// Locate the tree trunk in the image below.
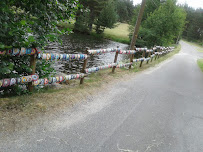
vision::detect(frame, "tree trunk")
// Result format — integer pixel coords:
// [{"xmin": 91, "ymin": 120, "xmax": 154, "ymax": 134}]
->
[{"xmin": 89, "ymin": 10, "xmax": 94, "ymax": 32}]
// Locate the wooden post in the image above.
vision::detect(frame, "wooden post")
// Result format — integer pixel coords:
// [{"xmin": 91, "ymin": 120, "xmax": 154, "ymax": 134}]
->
[
  {"xmin": 129, "ymin": 53, "xmax": 134, "ymax": 69},
  {"xmin": 151, "ymin": 50, "xmax": 154, "ymax": 62},
  {"xmin": 139, "ymin": 50, "xmax": 146, "ymax": 67},
  {"xmin": 129, "ymin": 0, "xmax": 146, "ymax": 69},
  {"xmin": 158, "ymin": 48, "xmax": 161, "ymax": 59},
  {"xmin": 112, "ymin": 46, "xmax": 119, "ymax": 73},
  {"xmin": 155, "ymin": 48, "xmax": 159, "ymax": 60},
  {"xmin": 146, "ymin": 51, "xmax": 151, "ymax": 64},
  {"xmin": 80, "ymin": 47, "xmax": 89, "ymax": 85},
  {"xmin": 28, "ymin": 54, "xmax": 37, "ymax": 92},
  {"xmin": 155, "ymin": 53, "xmax": 158, "ymax": 60}
]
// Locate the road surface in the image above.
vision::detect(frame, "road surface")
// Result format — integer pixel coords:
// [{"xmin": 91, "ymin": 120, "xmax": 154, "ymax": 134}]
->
[{"xmin": 1, "ymin": 41, "xmax": 203, "ymax": 152}]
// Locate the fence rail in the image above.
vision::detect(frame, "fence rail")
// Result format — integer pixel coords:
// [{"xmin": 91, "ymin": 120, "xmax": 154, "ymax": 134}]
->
[{"xmin": 0, "ymin": 46, "xmax": 174, "ymax": 90}]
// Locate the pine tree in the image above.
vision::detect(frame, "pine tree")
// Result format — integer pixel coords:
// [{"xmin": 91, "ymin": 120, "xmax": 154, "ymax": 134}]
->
[
  {"xmin": 77, "ymin": 0, "xmax": 108, "ymax": 32},
  {"xmin": 95, "ymin": 0, "xmax": 118, "ymax": 33}
]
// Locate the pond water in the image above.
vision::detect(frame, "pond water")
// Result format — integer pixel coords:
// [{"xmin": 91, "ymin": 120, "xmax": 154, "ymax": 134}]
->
[{"xmin": 44, "ymin": 33, "xmax": 130, "ymax": 74}]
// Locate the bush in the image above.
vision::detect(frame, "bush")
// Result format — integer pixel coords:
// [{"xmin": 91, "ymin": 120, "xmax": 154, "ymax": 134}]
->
[
  {"xmin": 129, "ymin": 0, "xmax": 186, "ymax": 47},
  {"xmin": 0, "ymin": 0, "xmax": 78, "ymax": 96}
]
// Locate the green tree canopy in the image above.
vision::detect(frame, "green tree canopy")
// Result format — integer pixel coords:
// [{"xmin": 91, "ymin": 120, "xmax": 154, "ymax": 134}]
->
[
  {"xmin": 0, "ymin": 0, "xmax": 79, "ymax": 49},
  {"xmin": 182, "ymin": 5, "xmax": 203, "ymax": 44},
  {"xmin": 76, "ymin": 0, "xmax": 108, "ymax": 32},
  {"xmin": 95, "ymin": 0, "xmax": 118, "ymax": 33},
  {"xmin": 130, "ymin": 0, "xmax": 186, "ymax": 47},
  {"xmin": 116, "ymin": 0, "xmax": 134, "ymax": 22},
  {"xmin": 131, "ymin": 0, "xmax": 161, "ymax": 25},
  {"xmin": 74, "ymin": 0, "xmax": 118, "ymax": 34}
]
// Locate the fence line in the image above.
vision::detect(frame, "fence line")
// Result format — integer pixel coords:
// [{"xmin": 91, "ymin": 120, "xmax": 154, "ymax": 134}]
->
[
  {"xmin": 0, "ymin": 48, "xmax": 38, "ymax": 56},
  {"xmin": 37, "ymin": 53, "xmax": 88, "ymax": 61},
  {"xmin": 0, "ymin": 46, "xmax": 174, "ymax": 89},
  {"xmin": 0, "ymin": 74, "xmax": 38, "ymax": 88}
]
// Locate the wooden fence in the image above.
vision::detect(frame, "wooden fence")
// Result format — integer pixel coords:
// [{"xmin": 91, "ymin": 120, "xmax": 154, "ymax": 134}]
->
[{"xmin": 0, "ymin": 46, "xmax": 174, "ymax": 91}]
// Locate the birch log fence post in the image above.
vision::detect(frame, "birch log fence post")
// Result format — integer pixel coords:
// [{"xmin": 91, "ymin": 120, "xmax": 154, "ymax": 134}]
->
[
  {"xmin": 112, "ymin": 46, "xmax": 119, "ymax": 73},
  {"xmin": 80, "ymin": 47, "xmax": 89, "ymax": 85}
]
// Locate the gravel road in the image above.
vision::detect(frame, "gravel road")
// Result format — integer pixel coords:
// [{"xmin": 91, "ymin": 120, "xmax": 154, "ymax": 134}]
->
[{"xmin": 1, "ymin": 41, "xmax": 203, "ymax": 152}]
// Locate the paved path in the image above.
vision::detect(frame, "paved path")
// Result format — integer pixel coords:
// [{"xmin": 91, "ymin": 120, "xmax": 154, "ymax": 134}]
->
[{"xmin": 1, "ymin": 41, "xmax": 203, "ymax": 152}]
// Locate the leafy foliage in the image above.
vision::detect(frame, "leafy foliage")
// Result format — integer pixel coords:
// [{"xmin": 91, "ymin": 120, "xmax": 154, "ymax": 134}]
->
[
  {"xmin": 74, "ymin": 8, "xmax": 90, "ymax": 33},
  {"xmin": 74, "ymin": 0, "xmax": 134, "ymax": 34},
  {"xmin": 129, "ymin": 0, "xmax": 186, "ymax": 47},
  {"xmin": 182, "ymin": 5, "xmax": 203, "ymax": 44},
  {"xmin": 0, "ymin": 0, "xmax": 79, "ymax": 49},
  {"xmin": 75, "ymin": 0, "xmax": 108, "ymax": 32},
  {"xmin": 131, "ymin": 0, "xmax": 161, "ymax": 25},
  {"xmin": 95, "ymin": 0, "xmax": 118, "ymax": 34},
  {"xmin": 116, "ymin": 0, "xmax": 134, "ymax": 23},
  {"xmin": 0, "ymin": 0, "xmax": 79, "ymax": 96}
]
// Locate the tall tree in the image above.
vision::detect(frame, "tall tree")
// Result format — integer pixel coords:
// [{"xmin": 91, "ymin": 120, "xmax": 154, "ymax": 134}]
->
[
  {"xmin": 74, "ymin": 0, "xmax": 118, "ymax": 34},
  {"xmin": 116, "ymin": 0, "xmax": 134, "ymax": 22},
  {"xmin": 182, "ymin": 5, "xmax": 203, "ymax": 43},
  {"xmin": 95, "ymin": 0, "xmax": 118, "ymax": 33},
  {"xmin": 77, "ymin": 0, "xmax": 107, "ymax": 32},
  {"xmin": 116, "ymin": 0, "xmax": 129, "ymax": 22},
  {"xmin": 131, "ymin": 0, "xmax": 161, "ymax": 26},
  {"xmin": 129, "ymin": 0, "xmax": 186, "ymax": 47}
]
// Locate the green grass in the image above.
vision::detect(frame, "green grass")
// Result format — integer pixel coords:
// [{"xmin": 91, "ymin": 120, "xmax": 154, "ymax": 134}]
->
[
  {"xmin": 103, "ymin": 23, "xmax": 130, "ymax": 44},
  {"xmin": 57, "ymin": 20, "xmax": 75, "ymax": 29},
  {"xmin": 57, "ymin": 21, "xmax": 130, "ymax": 44},
  {"xmin": 197, "ymin": 48, "xmax": 203, "ymax": 53},
  {"xmin": 183, "ymin": 40, "xmax": 203, "ymax": 52},
  {"xmin": 197, "ymin": 59, "xmax": 203, "ymax": 72}
]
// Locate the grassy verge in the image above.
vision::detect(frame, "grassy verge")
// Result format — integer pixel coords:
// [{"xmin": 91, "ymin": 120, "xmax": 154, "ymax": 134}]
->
[
  {"xmin": 197, "ymin": 59, "xmax": 203, "ymax": 72},
  {"xmin": 183, "ymin": 40, "xmax": 203, "ymax": 52},
  {"xmin": 197, "ymin": 48, "xmax": 203, "ymax": 53},
  {"xmin": 0, "ymin": 44, "xmax": 181, "ymax": 133}
]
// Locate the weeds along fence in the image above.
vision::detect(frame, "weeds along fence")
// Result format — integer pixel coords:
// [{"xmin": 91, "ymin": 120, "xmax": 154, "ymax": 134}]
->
[{"xmin": 0, "ymin": 46, "xmax": 174, "ymax": 92}]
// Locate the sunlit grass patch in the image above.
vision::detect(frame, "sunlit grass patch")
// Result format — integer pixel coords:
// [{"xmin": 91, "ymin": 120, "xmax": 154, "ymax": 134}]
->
[
  {"xmin": 104, "ymin": 23, "xmax": 129, "ymax": 39},
  {"xmin": 57, "ymin": 21, "xmax": 130, "ymax": 44},
  {"xmin": 197, "ymin": 59, "xmax": 203, "ymax": 72},
  {"xmin": 197, "ymin": 48, "xmax": 203, "ymax": 53},
  {"xmin": 184, "ymin": 40, "xmax": 203, "ymax": 52},
  {"xmin": 57, "ymin": 20, "xmax": 75, "ymax": 29},
  {"xmin": 103, "ymin": 23, "xmax": 130, "ymax": 44}
]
